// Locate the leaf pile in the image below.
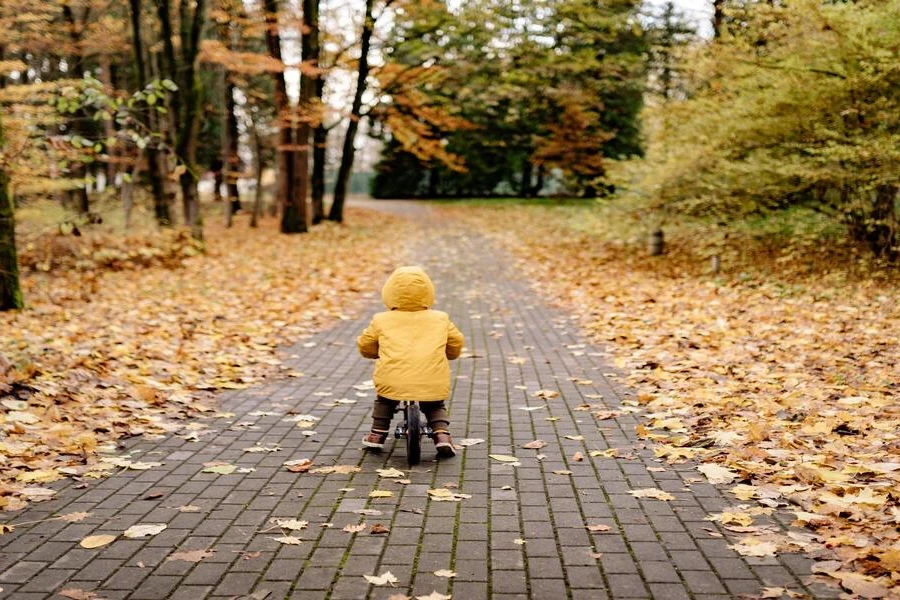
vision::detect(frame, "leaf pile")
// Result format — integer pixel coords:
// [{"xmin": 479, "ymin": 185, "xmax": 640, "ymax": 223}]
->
[
  {"xmin": 449, "ymin": 203, "xmax": 900, "ymax": 594},
  {"xmin": 0, "ymin": 208, "xmax": 411, "ymax": 510},
  {"xmin": 16, "ymin": 227, "xmax": 203, "ymax": 274}
]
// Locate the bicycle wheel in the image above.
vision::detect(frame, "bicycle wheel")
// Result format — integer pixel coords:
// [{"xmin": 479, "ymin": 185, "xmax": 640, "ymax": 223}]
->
[{"xmin": 406, "ymin": 403, "xmax": 422, "ymax": 466}]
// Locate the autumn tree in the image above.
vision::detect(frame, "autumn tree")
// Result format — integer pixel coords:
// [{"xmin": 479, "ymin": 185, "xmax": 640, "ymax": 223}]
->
[
  {"xmin": 370, "ymin": 0, "xmax": 646, "ymax": 199},
  {"xmin": 640, "ymin": 0, "xmax": 900, "ymax": 258}
]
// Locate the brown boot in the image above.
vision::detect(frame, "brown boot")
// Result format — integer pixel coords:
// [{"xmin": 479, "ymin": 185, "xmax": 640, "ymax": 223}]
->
[{"xmin": 433, "ymin": 431, "xmax": 456, "ymax": 458}]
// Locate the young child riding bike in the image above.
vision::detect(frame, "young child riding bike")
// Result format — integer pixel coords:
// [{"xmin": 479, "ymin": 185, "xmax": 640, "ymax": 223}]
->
[{"xmin": 357, "ymin": 266, "xmax": 464, "ymax": 458}]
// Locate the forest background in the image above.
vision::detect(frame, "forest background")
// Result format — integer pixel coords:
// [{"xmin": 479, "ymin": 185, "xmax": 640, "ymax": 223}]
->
[{"xmin": 1, "ymin": 0, "xmax": 899, "ymax": 311}]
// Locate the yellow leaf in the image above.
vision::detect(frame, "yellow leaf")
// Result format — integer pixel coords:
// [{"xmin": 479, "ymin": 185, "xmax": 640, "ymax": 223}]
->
[
  {"xmin": 489, "ymin": 454, "xmax": 520, "ymax": 463},
  {"xmin": 80, "ymin": 534, "xmax": 117, "ymax": 549},
  {"xmin": 369, "ymin": 490, "xmax": 393, "ymax": 498},
  {"xmin": 629, "ymin": 488, "xmax": 675, "ymax": 501}
]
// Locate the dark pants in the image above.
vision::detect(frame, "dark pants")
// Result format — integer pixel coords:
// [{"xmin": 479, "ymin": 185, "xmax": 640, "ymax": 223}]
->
[{"xmin": 372, "ymin": 395, "xmax": 449, "ymax": 433}]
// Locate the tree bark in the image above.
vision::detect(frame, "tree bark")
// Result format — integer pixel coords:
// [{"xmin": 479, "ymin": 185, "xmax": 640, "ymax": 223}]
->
[
  {"xmin": 308, "ymin": 0, "xmax": 326, "ymax": 224},
  {"xmin": 328, "ymin": 0, "xmax": 375, "ymax": 223},
  {"xmin": 284, "ymin": 0, "xmax": 318, "ymax": 234},
  {"xmin": 225, "ymin": 78, "xmax": 241, "ymax": 218},
  {"xmin": 249, "ymin": 119, "xmax": 264, "ymax": 229},
  {"xmin": 62, "ymin": 2, "xmax": 91, "ymax": 215},
  {"xmin": 130, "ymin": 0, "xmax": 170, "ymax": 225},
  {"xmin": 713, "ymin": 0, "xmax": 725, "ymax": 38},
  {"xmin": 0, "ymin": 113, "xmax": 22, "ymax": 310},
  {"xmin": 170, "ymin": 0, "xmax": 207, "ymax": 239},
  {"xmin": 264, "ymin": 0, "xmax": 296, "ymax": 227},
  {"xmin": 519, "ymin": 160, "xmax": 533, "ymax": 197}
]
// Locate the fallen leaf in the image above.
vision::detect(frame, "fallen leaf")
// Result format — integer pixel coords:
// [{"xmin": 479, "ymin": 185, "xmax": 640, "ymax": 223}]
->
[
  {"xmin": 489, "ymin": 454, "xmax": 520, "ymax": 463},
  {"xmin": 370, "ymin": 523, "xmax": 390, "ymax": 534},
  {"xmin": 572, "ymin": 452, "xmax": 584, "ymax": 462},
  {"xmin": 553, "ymin": 470, "xmax": 573, "ymax": 475},
  {"xmin": 270, "ymin": 536, "xmax": 302, "ymax": 545},
  {"xmin": 177, "ymin": 505, "xmax": 202, "ymax": 513},
  {"xmin": 58, "ymin": 511, "xmax": 92, "ymax": 522},
  {"xmin": 697, "ymin": 464, "xmax": 739, "ymax": 485},
  {"xmin": 728, "ymin": 538, "xmax": 778, "ymax": 557},
  {"xmin": 310, "ymin": 465, "xmax": 361, "ymax": 475},
  {"xmin": 167, "ymin": 549, "xmax": 215, "ymax": 562},
  {"xmin": 564, "ymin": 435, "xmax": 584, "ymax": 441},
  {"xmin": 364, "ymin": 571, "xmax": 398, "ymax": 586},
  {"xmin": 629, "ymin": 488, "xmax": 675, "ymax": 501},
  {"xmin": 353, "ymin": 509, "xmax": 383, "ymax": 516},
  {"xmin": 427, "ymin": 488, "xmax": 472, "ymax": 502},
  {"xmin": 590, "ymin": 448, "xmax": 619, "ymax": 458},
  {"xmin": 517, "ymin": 405, "xmax": 546, "ymax": 411},
  {"xmin": 377, "ymin": 468, "xmax": 406, "ymax": 478},
  {"xmin": 433, "ymin": 569, "xmax": 456, "ymax": 578},
  {"xmin": 832, "ymin": 573, "xmax": 891, "ymax": 598},
  {"xmin": 283, "ymin": 459, "xmax": 314, "ymax": 473},
  {"xmin": 521, "ymin": 440, "xmax": 547, "ymax": 449},
  {"xmin": 533, "ymin": 389, "xmax": 560, "ymax": 399},
  {"xmin": 586, "ymin": 524, "xmax": 611, "ymax": 533},
  {"xmin": 273, "ymin": 519, "xmax": 308, "ymax": 531},
  {"xmin": 201, "ymin": 464, "xmax": 237, "ymax": 475},
  {"xmin": 369, "ymin": 490, "xmax": 394, "ymax": 498},
  {"xmin": 80, "ymin": 534, "xmax": 116, "ymax": 549},
  {"xmin": 458, "ymin": 438, "xmax": 484, "ymax": 446},
  {"xmin": 415, "ymin": 593, "xmax": 451, "ymax": 600},
  {"xmin": 243, "ymin": 446, "xmax": 280, "ymax": 453},
  {"xmin": 123, "ymin": 524, "xmax": 167, "ymax": 538},
  {"xmin": 58, "ymin": 589, "xmax": 104, "ymax": 600},
  {"xmin": 343, "ymin": 523, "xmax": 366, "ymax": 533},
  {"xmin": 513, "ymin": 538, "xmax": 526, "ymax": 545}
]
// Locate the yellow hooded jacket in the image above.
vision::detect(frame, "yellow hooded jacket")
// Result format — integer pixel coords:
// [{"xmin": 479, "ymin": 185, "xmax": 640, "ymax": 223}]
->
[{"xmin": 357, "ymin": 266, "xmax": 464, "ymax": 401}]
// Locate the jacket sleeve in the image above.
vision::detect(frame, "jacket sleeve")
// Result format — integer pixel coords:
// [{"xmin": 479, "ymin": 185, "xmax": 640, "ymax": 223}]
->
[
  {"xmin": 446, "ymin": 320, "xmax": 464, "ymax": 360},
  {"xmin": 357, "ymin": 319, "xmax": 380, "ymax": 359}
]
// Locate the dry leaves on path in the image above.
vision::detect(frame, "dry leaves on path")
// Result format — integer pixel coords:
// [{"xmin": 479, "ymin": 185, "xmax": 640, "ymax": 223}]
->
[
  {"xmin": 167, "ymin": 549, "xmax": 215, "ymax": 563},
  {"xmin": 79, "ymin": 534, "xmax": 116, "ymax": 549},
  {"xmin": 0, "ymin": 210, "xmax": 411, "ymax": 510},
  {"xmin": 448, "ymin": 204, "xmax": 900, "ymax": 591},
  {"xmin": 363, "ymin": 571, "xmax": 398, "ymax": 586}
]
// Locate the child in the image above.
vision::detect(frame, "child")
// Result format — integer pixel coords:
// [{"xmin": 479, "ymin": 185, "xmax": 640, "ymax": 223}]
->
[{"xmin": 357, "ymin": 266, "xmax": 464, "ymax": 458}]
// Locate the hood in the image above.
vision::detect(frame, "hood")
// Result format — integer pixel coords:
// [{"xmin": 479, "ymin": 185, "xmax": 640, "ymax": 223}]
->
[{"xmin": 381, "ymin": 266, "xmax": 435, "ymax": 311}]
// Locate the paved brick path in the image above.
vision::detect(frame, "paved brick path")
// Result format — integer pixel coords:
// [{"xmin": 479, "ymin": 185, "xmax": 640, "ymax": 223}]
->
[{"xmin": 0, "ymin": 202, "xmax": 835, "ymax": 599}]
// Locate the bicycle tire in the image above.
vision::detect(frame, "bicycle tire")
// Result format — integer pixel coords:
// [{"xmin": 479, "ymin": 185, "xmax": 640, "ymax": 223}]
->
[{"xmin": 406, "ymin": 403, "xmax": 422, "ymax": 466}]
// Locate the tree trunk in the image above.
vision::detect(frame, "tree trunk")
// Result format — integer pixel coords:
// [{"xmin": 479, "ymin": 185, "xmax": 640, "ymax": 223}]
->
[
  {"xmin": 0, "ymin": 169, "xmax": 21, "ymax": 311},
  {"xmin": 284, "ymin": 0, "xmax": 318, "ymax": 234},
  {"xmin": 519, "ymin": 160, "xmax": 533, "ymax": 197},
  {"xmin": 713, "ymin": 0, "xmax": 725, "ymax": 38},
  {"xmin": 328, "ymin": 0, "xmax": 374, "ymax": 223},
  {"xmin": 311, "ymin": 124, "xmax": 327, "ymax": 223},
  {"xmin": 137, "ymin": 0, "xmax": 170, "ymax": 226},
  {"xmin": 225, "ymin": 79, "xmax": 241, "ymax": 217},
  {"xmin": 533, "ymin": 164, "xmax": 545, "ymax": 196},
  {"xmin": 250, "ymin": 120, "xmax": 264, "ymax": 229},
  {"xmin": 264, "ymin": 0, "xmax": 296, "ymax": 227},
  {"xmin": 870, "ymin": 184, "xmax": 898, "ymax": 258},
  {"xmin": 173, "ymin": 0, "xmax": 207, "ymax": 239},
  {"xmin": 309, "ymin": 0, "xmax": 326, "ymax": 224},
  {"xmin": 62, "ymin": 3, "xmax": 92, "ymax": 216},
  {"xmin": 0, "ymin": 111, "xmax": 22, "ymax": 310}
]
